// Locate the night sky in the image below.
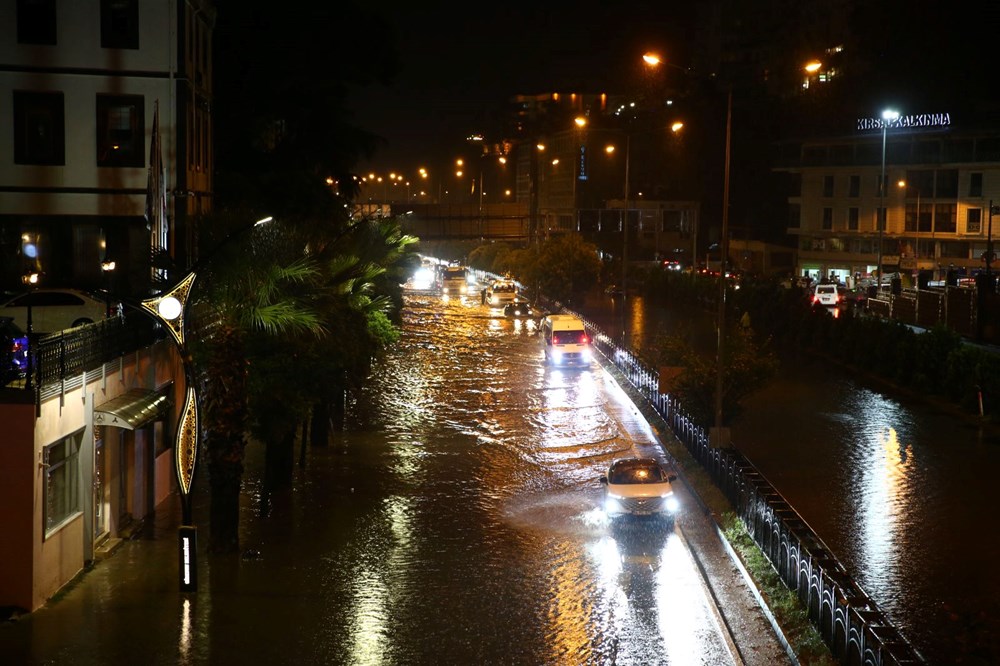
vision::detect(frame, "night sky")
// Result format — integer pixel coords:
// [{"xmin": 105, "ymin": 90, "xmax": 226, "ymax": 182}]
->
[{"xmin": 346, "ymin": 2, "xmax": 698, "ymax": 176}]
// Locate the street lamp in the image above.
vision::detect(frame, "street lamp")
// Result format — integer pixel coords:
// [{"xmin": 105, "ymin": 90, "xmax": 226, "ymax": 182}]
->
[
  {"xmin": 877, "ymin": 108, "xmax": 900, "ymax": 290},
  {"xmin": 646, "ymin": 52, "xmax": 733, "ymax": 444},
  {"xmin": 136, "ymin": 213, "xmax": 273, "ymax": 593},
  {"xmin": 21, "ymin": 269, "xmax": 39, "ymax": 392},
  {"xmin": 711, "ymin": 88, "xmax": 733, "ymax": 446},
  {"xmin": 101, "ymin": 258, "xmax": 116, "ymax": 318}
]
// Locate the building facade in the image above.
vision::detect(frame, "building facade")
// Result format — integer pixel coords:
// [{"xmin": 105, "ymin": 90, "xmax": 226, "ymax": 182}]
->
[
  {"xmin": 779, "ymin": 115, "xmax": 1000, "ymax": 286},
  {"xmin": 0, "ymin": 0, "xmax": 215, "ymax": 294},
  {"xmin": 0, "ymin": 331, "xmax": 184, "ymax": 612}
]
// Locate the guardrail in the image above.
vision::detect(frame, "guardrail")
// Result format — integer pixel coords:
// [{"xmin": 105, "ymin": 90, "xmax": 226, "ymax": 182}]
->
[{"xmin": 538, "ymin": 293, "xmax": 925, "ymax": 665}]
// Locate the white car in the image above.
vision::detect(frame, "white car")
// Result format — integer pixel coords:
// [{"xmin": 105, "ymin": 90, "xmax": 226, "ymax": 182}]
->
[
  {"xmin": 811, "ymin": 283, "xmax": 842, "ymax": 307},
  {"xmin": 600, "ymin": 458, "xmax": 679, "ymax": 520},
  {"xmin": 0, "ymin": 288, "xmax": 108, "ymax": 333}
]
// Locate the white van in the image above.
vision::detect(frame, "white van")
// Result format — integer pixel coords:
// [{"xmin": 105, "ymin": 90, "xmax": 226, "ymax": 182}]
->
[
  {"xmin": 485, "ymin": 279, "xmax": 518, "ymax": 307},
  {"xmin": 540, "ymin": 314, "xmax": 592, "ymax": 367}
]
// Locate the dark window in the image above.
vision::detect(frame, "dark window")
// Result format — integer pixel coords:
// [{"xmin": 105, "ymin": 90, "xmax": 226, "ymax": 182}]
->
[
  {"xmin": 830, "ymin": 144, "xmax": 853, "ymax": 165},
  {"xmin": 822, "ymin": 207, "xmax": 833, "ymax": 230},
  {"xmin": 44, "ymin": 433, "xmax": 82, "ymax": 534},
  {"xmin": 877, "ymin": 207, "xmax": 886, "ymax": 231},
  {"xmin": 976, "ymin": 138, "xmax": 1000, "ymax": 162},
  {"xmin": 822, "ymin": 175, "xmax": 834, "ymax": 197},
  {"xmin": 13, "ymin": 91, "xmax": 65, "ymax": 165},
  {"xmin": 943, "ymin": 139, "xmax": 973, "ymax": 162},
  {"xmin": 101, "ymin": 0, "xmax": 138, "ymax": 49},
  {"xmin": 17, "ymin": 0, "xmax": 56, "ymax": 44},
  {"xmin": 935, "ymin": 204, "xmax": 956, "ymax": 233},
  {"xmin": 803, "ymin": 146, "xmax": 827, "ymax": 166},
  {"xmin": 875, "ymin": 174, "xmax": 889, "ymax": 196},
  {"xmin": 96, "ymin": 95, "xmax": 144, "ymax": 167},
  {"xmin": 848, "ymin": 175, "xmax": 860, "ymax": 197},
  {"xmin": 967, "ymin": 209, "xmax": 982, "ymax": 234},
  {"xmin": 970, "ymin": 173, "xmax": 983, "ymax": 198},
  {"xmin": 848, "ymin": 207, "xmax": 859, "ymax": 230},
  {"xmin": 905, "ymin": 170, "xmax": 933, "ymax": 198},
  {"xmin": 914, "ymin": 140, "xmax": 941, "ymax": 162},
  {"xmin": 935, "ymin": 169, "xmax": 958, "ymax": 198},
  {"xmin": 788, "ymin": 204, "xmax": 800, "ymax": 229}
]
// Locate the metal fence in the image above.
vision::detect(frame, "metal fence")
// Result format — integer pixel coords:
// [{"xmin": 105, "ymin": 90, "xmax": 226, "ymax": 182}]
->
[
  {"xmin": 8, "ymin": 315, "xmax": 164, "ymax": 408},
  {"xmin": 553, "ymin": 300, "xmax": 924, "ymax": 665}
]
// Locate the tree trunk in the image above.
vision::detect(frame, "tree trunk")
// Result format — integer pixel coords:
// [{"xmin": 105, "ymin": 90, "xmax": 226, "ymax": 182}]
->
[
  {"xmin": 265, "ymin": 430, "xmax": 296, "ymax": 489},
  {"xmin": 331, "ymin": 386, "xmax": 346, "ymax": 432},
  {"xmin": 207, "ymin": 442, "xmax": 244, "ymax": 553},
  {"xmin": 310, "ymin": 402, "xmax": 330, "ymax": 446},
  {"xmin": 299, "ymin": 418, "xmax": 308, "ymax": 467}
]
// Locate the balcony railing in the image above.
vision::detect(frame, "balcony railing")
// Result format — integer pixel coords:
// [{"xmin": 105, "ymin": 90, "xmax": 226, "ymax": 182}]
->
[{"xmin": 2, "ymin": 315, "xmax": 165, "ymax": 401}]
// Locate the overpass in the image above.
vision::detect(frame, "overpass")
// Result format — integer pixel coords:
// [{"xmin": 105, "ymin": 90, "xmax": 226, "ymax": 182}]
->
[{"xmin": 389, "ymin": 202, "xmax": 532, "ymax": 242}]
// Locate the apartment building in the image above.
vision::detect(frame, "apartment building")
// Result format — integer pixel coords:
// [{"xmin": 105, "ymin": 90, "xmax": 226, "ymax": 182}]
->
[
  {"xmin": 0, "ymin": 0, "xmax": 215, "ymax": 294},
  {"xmin": 779, "ymin": 113, "xmax": 1000, "ymax": 285}
]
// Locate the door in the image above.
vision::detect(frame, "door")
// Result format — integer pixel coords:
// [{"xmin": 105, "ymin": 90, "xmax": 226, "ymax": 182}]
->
[{"xmin": 93, "ymin": 430, "xmax": 108, "ymax": 542}]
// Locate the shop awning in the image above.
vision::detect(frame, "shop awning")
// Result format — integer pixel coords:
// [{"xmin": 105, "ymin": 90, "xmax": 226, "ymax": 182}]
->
[{"xmin": 94, "ymin": 389, "xmax": 171, "ymax": 430}]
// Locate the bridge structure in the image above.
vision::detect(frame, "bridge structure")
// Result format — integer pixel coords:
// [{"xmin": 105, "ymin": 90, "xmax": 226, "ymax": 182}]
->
[{"xmin": 389, "ymin": 202, "xmax": 532, "ymax": 242}]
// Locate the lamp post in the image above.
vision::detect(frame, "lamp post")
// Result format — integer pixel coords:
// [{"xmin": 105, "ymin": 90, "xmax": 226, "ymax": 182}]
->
[
  {"xmin": 101, "ymin": 258, "xmax": 116, "ymax": 318},
  {"xmin": 712, "ymin": 88, "xmax": 733, "ymax": 446},
  {"xmin": 21, "ymin": 269, "xmax": 39, "ymax": 392},
  {"xmin": 642, "ymin": 52, "xmax": 732, "ymax": 442},
  {"xmin": 136, "ymin": 214, "xmax": 273, "ymax": 593},
  {"xmin": 877, "ymin": 108, "xmax": 900, "ymax": 290}
]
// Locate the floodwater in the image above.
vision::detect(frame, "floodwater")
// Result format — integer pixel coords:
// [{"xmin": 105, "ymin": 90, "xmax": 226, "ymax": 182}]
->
[
  {"xmin": 579, "ymin": 290, "xmax": 1000, "ymax": 664},
  {"xmin": 0, "ymin": 287, "xmax": 738, "ymax": 665}
]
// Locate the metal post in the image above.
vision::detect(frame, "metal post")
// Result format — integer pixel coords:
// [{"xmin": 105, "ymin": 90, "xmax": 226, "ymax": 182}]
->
[
  {"xmin": 712, "ymin": 88, "xmax": 733, "ymax": 446},
  {"xmin": 24, "ymin": 302, "xmax": 33, "ymax": 392},
  {"xmin": 878, "ymin": 123, "xmax": 887, "ymax": 288},
  {"xmin": 988, "ymin": 199, "xmax": 995, "ymax": 277},
  {"xmin": 622, "ymin": 134, "xmax": 630, "ymax": 346}
]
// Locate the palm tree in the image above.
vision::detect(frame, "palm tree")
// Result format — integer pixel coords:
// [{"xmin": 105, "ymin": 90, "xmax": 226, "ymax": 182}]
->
[
  {"xmin": 189, "ymin": 218, "xmax": 327, "ymax": 553},
  {"xmin": 184, "ymin": 209, "xmax": 418, "ymax": 553}
]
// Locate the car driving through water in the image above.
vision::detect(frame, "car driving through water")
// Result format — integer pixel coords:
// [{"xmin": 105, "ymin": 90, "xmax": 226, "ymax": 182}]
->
[{"xmin": 600, "ymin": 458, "xmax": 679, "ymax": 522}]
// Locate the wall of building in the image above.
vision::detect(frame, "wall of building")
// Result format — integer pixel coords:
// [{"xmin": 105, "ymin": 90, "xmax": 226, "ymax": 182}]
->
[{"xmin": 0, "ymin": 338, "xmax": 184, "ymax": 611}]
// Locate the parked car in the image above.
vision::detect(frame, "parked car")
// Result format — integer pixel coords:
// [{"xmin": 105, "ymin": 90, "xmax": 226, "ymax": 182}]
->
[
  {"xmin": 599, "ymin": 457, "xmax": 679, "ymax": 521},
  {"xmin": 0, "ymin": 288, "xmax": 107, "ymax": 334},
  {"xmin": 0, "ymin": 316, "xmax": 29, "ymax": 384}
]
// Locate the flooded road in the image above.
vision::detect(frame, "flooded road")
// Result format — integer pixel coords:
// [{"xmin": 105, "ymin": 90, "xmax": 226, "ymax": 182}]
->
[
  {"xmin": 0, "ymin": 287, "xmax": 744, "ymax": 665},
  {"xmin": 578, "ymin": 290, "xmax": 1000, "ymax": 664}
]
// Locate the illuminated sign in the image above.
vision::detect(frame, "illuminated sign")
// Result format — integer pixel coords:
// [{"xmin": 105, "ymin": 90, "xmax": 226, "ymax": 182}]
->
[
  {"xmin": 857, "ymin": 113, "xmax": 951, "ymax": 132},
  {"xmin": 578, "ymin": 145, "xmax": 587, "ymax": 181},
  {"xmin": 178, "ymin": 526, "xmax": 198, "ymax": 592}
]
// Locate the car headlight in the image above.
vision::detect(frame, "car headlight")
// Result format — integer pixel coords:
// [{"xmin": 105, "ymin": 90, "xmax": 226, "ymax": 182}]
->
[
  {"xmin": 605, "ymin": 495, "xmax": 624, "ymax": 513},
  {"xmin": 665, "ymin": 496, "xmax": 679, "ymax": 513},
  {"xmin": 552, "ymin": 349, "xmax": 563, "ymax": 362},
  {"xmin": 581, "ymin": 348, "xmax": 592, "ymax": 361}
]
